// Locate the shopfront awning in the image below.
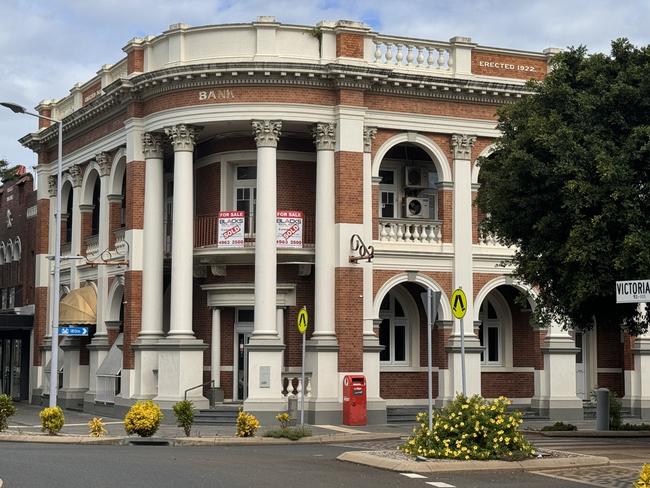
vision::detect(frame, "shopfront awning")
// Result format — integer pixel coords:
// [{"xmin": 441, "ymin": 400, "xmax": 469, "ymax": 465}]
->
[
  {"xmin": 59, "ymin": 285, "xmax": 96, "ymax": 325},
  {"xmin": 97, "ymin": 334, "xmax": 123, "ymax": 377}
]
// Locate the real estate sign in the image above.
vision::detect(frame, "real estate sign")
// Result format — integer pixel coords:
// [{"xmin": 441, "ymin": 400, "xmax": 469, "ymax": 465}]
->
[
  {"xmin": 616, "ymin": 280, "xmax": 650, "ymax": 304},
  {"xmin": 276, "ymin": 210, "xmax": 303, "ymax": 248},
  {"xmin": 217, "ymin": 211, "xmax": 245, "ymax": 247}
]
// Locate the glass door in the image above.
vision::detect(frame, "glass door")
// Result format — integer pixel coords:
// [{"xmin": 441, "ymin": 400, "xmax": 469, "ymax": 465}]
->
[
  {"xmin": 1, "ymin": 339, "xmax": 22, "ymax": 400},
  {"xmin": 236, "ymin": 332, "xmax": 251, "ymax": 401},
  {"xmin": 575, "ymin": 332, "xmax": 586, "ymax": 400}
]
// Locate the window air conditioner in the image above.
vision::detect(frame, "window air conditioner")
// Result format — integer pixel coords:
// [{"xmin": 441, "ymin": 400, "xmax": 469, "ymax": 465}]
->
[
  {"xmin": 404, "ymin": 166, "xmax": 427, "ymax": 188},
  {"xmin": 404, "ymin": 197, "xmax": 430, "ymax": 219}
]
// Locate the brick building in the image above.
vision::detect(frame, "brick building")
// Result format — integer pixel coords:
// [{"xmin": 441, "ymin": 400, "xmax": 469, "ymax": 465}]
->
[
  {"xmin": 18, "ymin": 17, "xmax": 650, "ymax": 422},
  {"xmin": 0, "ymin": 166, "xmax": 37, "ymax": 401}
]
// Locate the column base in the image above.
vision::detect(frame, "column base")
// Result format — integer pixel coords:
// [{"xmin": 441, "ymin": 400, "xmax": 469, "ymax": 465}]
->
[
  {"xmin": 306, "ymin": 336, "xmax": 339, "ymax": 400},
  {"xmin": 533, "ymin": 397, "xmax": 584, "ymax": 421},
  {"xmin": 153, "ymin": 338, "xmax": 209, "ymax": 408},
  {"xmin": 86, "ymin": 340, "xmax": 111, "ymax": 402},
  {"xmin": 133, "ymin": 337, "xmax": 164, "ymax": 399},
  {"xmin": 244, "ymin": 337, "xmax": 284, "ymax": 407},
  {"xmin": 443, "ymin": 335, "xmax": 483, "ymax": 400}
]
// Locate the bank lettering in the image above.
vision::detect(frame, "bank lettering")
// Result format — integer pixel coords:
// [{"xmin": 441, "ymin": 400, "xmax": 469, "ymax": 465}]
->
[
  {"xmin": 479, "ymin": 60, "xmax": 536, "ymax": 72},
  {"xmin": 199, "ymin": 89, "xmax": 235, "ymax": 101}
]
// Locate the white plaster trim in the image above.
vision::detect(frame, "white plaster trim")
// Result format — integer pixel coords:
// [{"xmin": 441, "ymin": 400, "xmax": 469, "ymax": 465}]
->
[
  {"xmin": 80, "ymin": 163, "xmax": 102, "ymax": 206},
  {"xmin": 109, "ymin": 149, "xmax": 127, "ymax": 195},
  {"xmin": 597, "ymin": 368, "xmax": 623, "ymax": 374},
  {"xmin": 106, "ymin": 277, "xmax": 125, "ymax": 322},
  {"xmin": 473, "ymin": 275, "xmax": 536, "ymax": 321},
  {"xmin": 194, "ymin": 149, "xmax": 316, "ymax": 169},
  {"xmin": 380, "ymin": 366, "xmax": 440, "ymax": 373},
  {"xmin": 201, "ymin": 283, "xmax": 297, "ymax": 308},
  {"xmin": 373, "ymin": 271, "xmax": 452, "ymax": 321},
  {"xmin": 44, "ymin": 131, "xmax": 127, "ymax": 176},
  {"xmin": 481, "ymin": 366, "xmax": 535, "ymax": 373},
  {"xmin": 472, "ymin": 143, "xmax": 497, "ymax": 185},
  {"xmin": 372, "ymin": 132, "xmax": 452, "ymax": 182}
]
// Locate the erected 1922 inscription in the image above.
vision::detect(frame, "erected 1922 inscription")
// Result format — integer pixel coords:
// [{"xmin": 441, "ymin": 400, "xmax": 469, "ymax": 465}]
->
[
  {"xmin": 199, "ymin": 89, "xmax": 236, "ymax": 101},
  {"xmin": 478, "ymin": 60, "xmax": 537, "ymax": 72}
]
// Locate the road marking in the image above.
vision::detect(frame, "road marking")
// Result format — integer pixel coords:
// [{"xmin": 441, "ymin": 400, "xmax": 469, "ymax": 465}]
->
[
  {"xmin": 9, "ymin": 421, "xmax": 123, "ymax": 428},
  {"xmin": 315, "ymin": 424, "xmax": 366, "ymax": 434},
  {"xmin": 400, "ymin": 473, "xmax": 427, "ymax": 479},
  {"xmin": 426, "ymin": 482, "xmax": 456, "ymax": 488}
]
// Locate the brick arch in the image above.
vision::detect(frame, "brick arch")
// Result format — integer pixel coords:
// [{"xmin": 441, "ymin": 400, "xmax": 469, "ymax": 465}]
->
[
  {"xmin": 473, "ymin": 275, "xmax": 536, "ymax": 321},
  {"xmin": 374, "ymin": 272, "xmax": 452, "ymax": 321},
  {"xmin": 472, "ymin": 143, "xmax": 497, "ymax": 185},
  {"xmin": 81, "ymin": 164, "xmax": 101, "ymax": 206},
  {"xmin": 109, "ymin": 150, "xmax": 126, "ymax": 196},
  {"xmin": 106, "ymin": 276, "xmax": 125, "ymax": 322},
  {"xmin": 372, "ymin": 132, "xmax": 452, "ymax": 182}
]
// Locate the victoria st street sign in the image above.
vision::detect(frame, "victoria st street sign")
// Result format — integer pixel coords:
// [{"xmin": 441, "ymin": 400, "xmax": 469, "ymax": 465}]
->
[{"xmin": 616, "ymin": 280, "xmax": 650, "ymax": 304}]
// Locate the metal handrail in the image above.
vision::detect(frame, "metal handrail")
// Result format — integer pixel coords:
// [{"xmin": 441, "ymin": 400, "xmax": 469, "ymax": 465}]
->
[{"xmin": 184, "ymin": 380, "xmax": 215, "ymax": 401}]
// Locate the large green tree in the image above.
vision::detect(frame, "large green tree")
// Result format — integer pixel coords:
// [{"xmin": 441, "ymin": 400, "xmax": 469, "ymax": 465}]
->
[{"xmin": 476, "ymin": 40, "xmax": 650, "ymax": 335}]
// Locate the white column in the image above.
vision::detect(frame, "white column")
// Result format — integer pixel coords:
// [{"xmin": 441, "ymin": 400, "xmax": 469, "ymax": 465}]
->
[
  {"xmin": 211, "ymin": 308, "xmax": 221, "ymax": 388},
  {"xmin": 94, "ymin": 152, "xmax": 112, "ymax": 340},
  {"xmin": 46, "ymin": 175, "xmax": 58, "ymax": 338},
  {"xmin": 313, "ymin": 122, "xmax": 336, "ymax": 339},
  {"xmin": 165, "ymin": 124, "xmax": 201, "ymax": 339},
  {"xmin": 251, "ymin": 120, "xmax": 281, "ymax": 337},
  {"xmin": 68, "ymin": 164, "xmax": 83, "ymax": 288},
  {"xmin": 140, "ymin": 132, "xmax": 165, "ymax": 338}
]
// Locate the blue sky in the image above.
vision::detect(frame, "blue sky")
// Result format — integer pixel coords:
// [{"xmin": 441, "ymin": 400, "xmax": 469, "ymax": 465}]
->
[{"xmin": 1, "ymin": 0, "xmax": 649, "ymax": 169}]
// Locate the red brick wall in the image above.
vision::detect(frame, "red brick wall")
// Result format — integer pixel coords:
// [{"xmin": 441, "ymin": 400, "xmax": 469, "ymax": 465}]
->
[
  {"xmin": 597, "ymin": 324, "xmax": 623, "ymax": 369},
  {"xmin": 80, "ymin": 211, "xmax": 92, "ymax": 256},
  {"xmin": 122, "ymin": 270, "xmax": 142, "ymax": 369},
  {"xmin": 335, "ymin": 152, "xmax": 363, "ymax": 224},
  {"xmin": 276, "ymin": 160, "xmax": 316, "ymax": 220},
  {"xmin": 337, "ymin": 89, "xmax": 365, "ymax": 106},
  {"xmin": 127, "ymin": 49, "xmax": 144, "ymax": 74},
  {"xmin": 195, "ymin": 163, "xmax": 221, "ymax": 216},
  {"xmin": 482, "ymin": 372, "xmax": 534, "ymax": 398},
  {"xmin": 439, "ymin": 190, "xmax": 453, "ymax": 243},
  {"xmin": 623, "ymin": 333, "xmax": 635, "ymax": 371},
  {"xmin": 336, "ymin": 267, "xmax": 363, "ymax": 371},
  {"xmin": 336, "ymin": 32, "xmax": 364, "ymax": 58},
  {"xmin": 472, "ymin": 51, "xmax": 547, "ymax": 81},
  {"xmin": 36, "ymin": 199, "xmax": 50, "ymax": 254},
  {"xmin": 125, "ymin": 161, "xmax": 145, "ymax": 230},
  {"xmin": 597, "ymin": 372, "xmax": 623, "ymax": 397},
  {"xmin": 373, "ymin": 270, "xmax": 453, "ymax": 301},
  {"xmin": 499, "ymin": 286, "xmax": 544, "ymax": 369},
  {"xmin": 366, "ymin": 94, "xmax": 498, "ymax": 120},
  {"xmin": 108, "ymin": 201, "xmax": 122, "ymax": 248},
  {"xmin": 33, "ymin": 287, "xmax": 48, "ymax": 366},
  {"xmin": 380, "ymin": 372, "xmax": 433, "ymax": 399}
]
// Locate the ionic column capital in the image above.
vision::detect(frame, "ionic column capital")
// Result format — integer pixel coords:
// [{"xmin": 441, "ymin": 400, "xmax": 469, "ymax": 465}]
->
[
  {"xmin": 451, "ymin": 134, "xmax": 477, "ymax": 160},
  {"xmin": 68, "ymin": 164, "xmax": 83, "ymax": 188},
  {"xmin": 96, "ymin": 151, "xmax": 112, "ymax": 177},
  {"xmin": 363, "ymin": 127, "xmax": 378, "ymax": 153},
  {"xmin": 48, "ymin": 175, "xmax": 58, "ymax": 198},
  {"xmin": 142, "ymin": 132, "xmax": 164, "ymax": 159},
  {"xmin": 164, "ymin": 124, "xmax": 202, "ymax": 152},
  {"xmin": 252, "ymin": 120, "xmax": 282, "ymax": 148},
  {"xmin": 312, "ymin": 122, "xmax": 336, "ymax": 151}
]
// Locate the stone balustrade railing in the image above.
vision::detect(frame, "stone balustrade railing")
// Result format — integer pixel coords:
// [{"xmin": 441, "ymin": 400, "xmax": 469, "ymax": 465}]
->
[
  {"xmin": 114, "ymin": 228, "xmax": 128, "ymax": 256},
  {"xmin": 281, "ymin": 372, "xmax": 312, "ymax": 398},
  {"xmin": 85, "ymin": 235, "xmax": 100, "ymax": 260},
  {"xmin": 478, "ymin": 231, "xmax": 506, "ymax": 247},
  {"xmin": 378, "ymin": 218, "xmax": 442, "ymax": 244},
  {"xmin": 371, "ymin": 36, "xmax": 452, "ymax": 71}
]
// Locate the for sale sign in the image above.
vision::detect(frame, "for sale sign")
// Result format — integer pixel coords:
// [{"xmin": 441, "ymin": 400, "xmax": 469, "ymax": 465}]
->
[
  {"xmin": 276, "ymin": 210, "xmax": 303, "ymax": 248},
  {"xmin": 218, "ymin": 211, "xmax": 245, "ymax": 247}
]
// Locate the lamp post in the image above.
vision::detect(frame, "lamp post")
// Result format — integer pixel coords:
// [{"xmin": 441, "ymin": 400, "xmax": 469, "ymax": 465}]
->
[{"xmin": 1, "ymin": 102, "xmax": 63, "ymax": 407}]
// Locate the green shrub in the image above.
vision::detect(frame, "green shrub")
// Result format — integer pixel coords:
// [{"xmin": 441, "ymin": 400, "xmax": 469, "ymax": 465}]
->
[
  {"xmin": 88, "ymin": 417, "xmax": 107, "ymax": 437},
  {"xmin": 235, "ymin": 410, "xmax": 260, "ymax": 437},
  {"xmin": 39, "ymin": 406, "xmax": 65, "ymax": 435},
  {"xmin": 541, "ymin": 421, "xmax": 577, "ymax": 432},
  {"xmin": 400, "ymin": 394, "xmax": 536, "ymax": 460},
  {"xmin": 263, "ymin": 426, "xmax": 312, "ymax": 441},
  {"xmin": 615, "ymin": 423, "xmax": 650, "ymax": 431},
  {"xmin": 275, "ymin": 412, "xmax": 291, "ymax": 429},
  {"xmin": 124, "ymin": 400, "xmax": 163, "ymax": 437},
  {"xmin": 634, "ymin": 463, "xmax": 650, "ymax": 488},
  {"xmin": 0, "ymin": 394, "xmax": 17, "ymax": 431},
  {"xmin": 173, "ymin": 400, "xmax": 195, "ymax": 437}
]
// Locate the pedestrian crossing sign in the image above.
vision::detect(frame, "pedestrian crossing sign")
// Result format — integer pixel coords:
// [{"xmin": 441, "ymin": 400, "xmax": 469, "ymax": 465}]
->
[{"xmin": 451, "ymin": 288, "xmax": 467, "ymax": 319}]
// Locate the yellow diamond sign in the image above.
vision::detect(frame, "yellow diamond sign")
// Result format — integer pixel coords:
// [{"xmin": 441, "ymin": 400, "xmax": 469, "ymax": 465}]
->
[
  {"xmin": 297, "ymin": 306, "xmax": 308, "ymax": 334},
  {"xmin": 451, "ymin": 288, "xmax": 467, "ymax": 319}
]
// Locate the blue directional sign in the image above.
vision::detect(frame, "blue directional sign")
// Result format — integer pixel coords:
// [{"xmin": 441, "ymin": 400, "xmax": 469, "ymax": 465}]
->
[{"xmin": 59, "ymin": 327, "xmax": 89, "ymax": 336}]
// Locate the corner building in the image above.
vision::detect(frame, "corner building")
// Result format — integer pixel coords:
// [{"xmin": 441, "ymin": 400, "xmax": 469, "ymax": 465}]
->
[{"xmin": 22, "ymin": 18, "xmax": 650, "ymax": 423}]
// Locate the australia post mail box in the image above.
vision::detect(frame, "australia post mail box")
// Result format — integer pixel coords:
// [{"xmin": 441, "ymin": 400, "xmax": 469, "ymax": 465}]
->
[{"xmin": 342, "ymin": 375, "xmax": 367, "ymax": 426}]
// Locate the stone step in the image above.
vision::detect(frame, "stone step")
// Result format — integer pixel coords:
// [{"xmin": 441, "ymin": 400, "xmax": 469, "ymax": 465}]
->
[{"xmin": 193, "ymin": 405, "xmax": 241, "ymax": 425}]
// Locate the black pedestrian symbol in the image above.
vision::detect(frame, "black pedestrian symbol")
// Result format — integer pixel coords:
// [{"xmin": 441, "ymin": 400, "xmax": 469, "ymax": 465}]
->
[{"xmin": 453, "ymin": 293, "xmax": 465, "ymax": 312}]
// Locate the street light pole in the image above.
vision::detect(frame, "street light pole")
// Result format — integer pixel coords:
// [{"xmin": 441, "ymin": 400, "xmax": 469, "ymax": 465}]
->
[{"xmin": 1, "ymin": 102, "xmax": 63, "ymax": 407}]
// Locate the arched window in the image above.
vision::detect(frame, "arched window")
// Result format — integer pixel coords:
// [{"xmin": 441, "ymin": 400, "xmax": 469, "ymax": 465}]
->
[
  {"xmin": 5, "ymin": 241, "xmax": 13, "ymax": 263},
  {"xmin": 478, "ymin": 298, "xmax": 502, "ymax": 365},
  {"xmin": 65, "ymin": 189, "xmax": 73, "ymax": 244},
  {"xmin": 379, "ymin": 290, "xmax": 409, "ymax": 364}
]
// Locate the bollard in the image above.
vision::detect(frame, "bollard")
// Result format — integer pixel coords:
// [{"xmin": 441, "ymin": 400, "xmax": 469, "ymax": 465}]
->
[
  {"xmin": 596, "ymin": 388, "xmax": 610, "ymax": 431},
  {"xmin": 287, "ymin": 397, "xmax": 298, "ymax": 425}
]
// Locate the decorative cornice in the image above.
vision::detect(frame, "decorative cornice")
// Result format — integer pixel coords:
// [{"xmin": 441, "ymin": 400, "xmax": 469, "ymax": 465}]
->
[
  {"xmin": 252, "ymin": 120, "xmax": 282, "ymax": 148},
  {"xmin": 363, "ymin": 126, "xmax": 378, "ymax": 153},
  {"xmin": 48, "ymin": 175, "xmax": 58, "ymax": 198},
  {"xmin": 312, "ymin": 122, "xmax": 336, "ymax": 151},
  {"xmin": 451, "ymin": 134, "xmax": 477, "ymax": 160},
  {"xmin": 142, "ymin": 132, "xmax": 164, "ymax": 159},
  {"xmin": 96, "ymin": 151, "xmax": 111, "ymax": 177},
  {"xmin": 68, "ymin": 164, "xmax": 83, "ymax": 188},
  {"xmin": 164, "ymin": 124, "xmax": 201, "ymax": 152}
]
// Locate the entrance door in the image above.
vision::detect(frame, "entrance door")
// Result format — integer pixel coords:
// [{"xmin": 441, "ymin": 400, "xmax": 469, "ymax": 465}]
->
[
  {"xmin": 575, "ymin": 332, "xmax": 586, "ymax": 400},
  {"xmin": 0, "ymin": 338, "xmax": 22, "ymax": 400},
  {"xmin": 234, "ymin": 308, "xmax": 254, "ymax": 402}
]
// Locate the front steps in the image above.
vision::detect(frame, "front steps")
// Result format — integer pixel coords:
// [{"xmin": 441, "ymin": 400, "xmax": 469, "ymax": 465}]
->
[{"xmin": 193, "ymin": 404, "xmax": 240, "ymax": 425}]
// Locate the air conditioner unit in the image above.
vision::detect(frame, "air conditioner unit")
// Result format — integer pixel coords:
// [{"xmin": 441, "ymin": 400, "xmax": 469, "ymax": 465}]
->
[
  {"xmin": 404, "ymin": 166, "xmax": 427, "ymax": 188},
  {"xmin": 404, "ymin": 197, "xmax": 430, "ymax": 219}
]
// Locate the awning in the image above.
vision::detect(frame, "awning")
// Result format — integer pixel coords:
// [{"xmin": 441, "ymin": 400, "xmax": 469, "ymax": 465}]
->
[
  {"xmin": 59, "ymin": 285, "xmax": 96, "ymax": 325},
  {"xmin": 97, "ymin": 334, "xmax": 123, "ymax": 377}
]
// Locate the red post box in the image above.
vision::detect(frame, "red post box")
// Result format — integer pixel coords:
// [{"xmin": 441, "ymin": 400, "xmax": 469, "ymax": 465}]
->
[{"xmin": 342, "ymin": 375, "xmax": 367, "ymax": 426}]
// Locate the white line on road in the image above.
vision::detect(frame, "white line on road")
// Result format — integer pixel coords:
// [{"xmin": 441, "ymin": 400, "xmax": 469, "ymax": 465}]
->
[
  {"xmin": 425, "ymin": 482, "xmax": 455, "ymax": 488},
  {"xmin": 400, "ymin": 473, "xmax": 427, "ymax": 479},
  {"xmin": 314, "ymin": 424, "xmax": 367, "ymax": 434}
]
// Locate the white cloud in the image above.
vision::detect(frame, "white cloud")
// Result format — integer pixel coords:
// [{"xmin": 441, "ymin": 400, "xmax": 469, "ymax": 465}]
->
[{"xmin": 1, "ymin": 0, "xmax": 648, "ymax": 168}]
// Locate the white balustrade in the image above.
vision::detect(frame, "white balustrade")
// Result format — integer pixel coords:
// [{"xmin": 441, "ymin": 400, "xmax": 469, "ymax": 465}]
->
[
  {"xmin": 114, "ymin": 228, "xmax": 128, "ymax": 256},
  {"xmin": 85, "ymin": 235, "xmax": 100, "ymax": 260},
  {"xmin": 372, "ymin": 37, "xmax": 452, "ymax": 71},
  {"xmin": 281, "ymin": 372, "xmax": 312, "ymax": 398},
  {"xmin": 378, "ymin": 219, "xmax": 442, "ymax": 244},
  {"xmin": 478, "ymin": 231, "xmax": 503, "ymax": 247},
  {"xmin": 54, "ymin": 95, "xmax": 75, "ymax": 120}
]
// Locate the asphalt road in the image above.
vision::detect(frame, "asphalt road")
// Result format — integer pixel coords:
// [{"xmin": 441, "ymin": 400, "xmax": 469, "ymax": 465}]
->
[{"xmin": 0, "ymin": 442, "xmax": 599, "ymax": 488}]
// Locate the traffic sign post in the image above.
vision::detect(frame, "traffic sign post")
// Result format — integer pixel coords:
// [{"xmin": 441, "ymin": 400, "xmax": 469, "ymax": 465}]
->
[
  {"xmin": 297, "ymin": 306, "xmax": 308, "ymax": 426},
  {"xmin": 451, "ymin": 288, "xmax": 468, "ymax": 396},
  {"xmin": 421, "ymin": 289, "xmax": 441, "ymax": 432}
]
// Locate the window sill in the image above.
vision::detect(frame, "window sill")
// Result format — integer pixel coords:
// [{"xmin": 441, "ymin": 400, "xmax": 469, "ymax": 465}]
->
[{"xmin": 379, "ymin": 365, "xmax": 439, "ymax": 373}]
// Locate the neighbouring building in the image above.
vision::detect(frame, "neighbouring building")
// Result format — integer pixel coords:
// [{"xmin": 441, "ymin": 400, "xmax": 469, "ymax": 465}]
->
[
  {"xmin": 18, "ymin": 17, "xmax": 650, "ymax": 423},
  {"xmin": 0, "ymin": 166, "xmax": 37, "ymax": 402}
]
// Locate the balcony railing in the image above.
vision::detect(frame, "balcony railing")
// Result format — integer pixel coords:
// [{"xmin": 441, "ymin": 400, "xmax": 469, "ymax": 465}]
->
[
  {"xmin": 378, "ymin": 218, "xmax": 442, "ymax": 244},
  {"xmin": 371, "ymin": 36, "xmax": 452, "ymax": 71},
  {"xmin": 281, "ymin": 372, "xmax": 311, "ymax": 399},
  {"xmin": 194, "ymin": 215, "xmax": 315, "ymax": 249},
  {"xmin": 114, "ymin": 228, "xmax": 128, "ymax": 256},
  {"xmin": 85, "ymin": 235, "xmax": 100, "ymax": 259}
]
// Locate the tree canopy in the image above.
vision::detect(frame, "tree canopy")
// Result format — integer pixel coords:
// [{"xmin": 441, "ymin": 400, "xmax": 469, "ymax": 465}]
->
[{"xmin": 476, "ymin": 39, "xmax": 650, "ymax": 335}]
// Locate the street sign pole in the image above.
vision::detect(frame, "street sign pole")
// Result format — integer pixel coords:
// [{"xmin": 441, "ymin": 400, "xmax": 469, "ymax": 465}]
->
[
  {"xmin": 460, "ymin": 314, "xmax": 466, "ymax": 397},
  {"xmin": 297, "ymin": 306, "xmax": 308, "ymax": 427},
  {"xmin": 451, "ymin": 287, "xmax": 468, "ymax": 397},
  {"xmin": 427, "ymin": 288, "xmax": 432, "ymax": 431}
]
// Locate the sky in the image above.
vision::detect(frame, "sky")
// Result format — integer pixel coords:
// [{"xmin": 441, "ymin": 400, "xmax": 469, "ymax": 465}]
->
[{"xmin": 1, "ymin": 0, "xmax": 649, "ymax": 170}]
